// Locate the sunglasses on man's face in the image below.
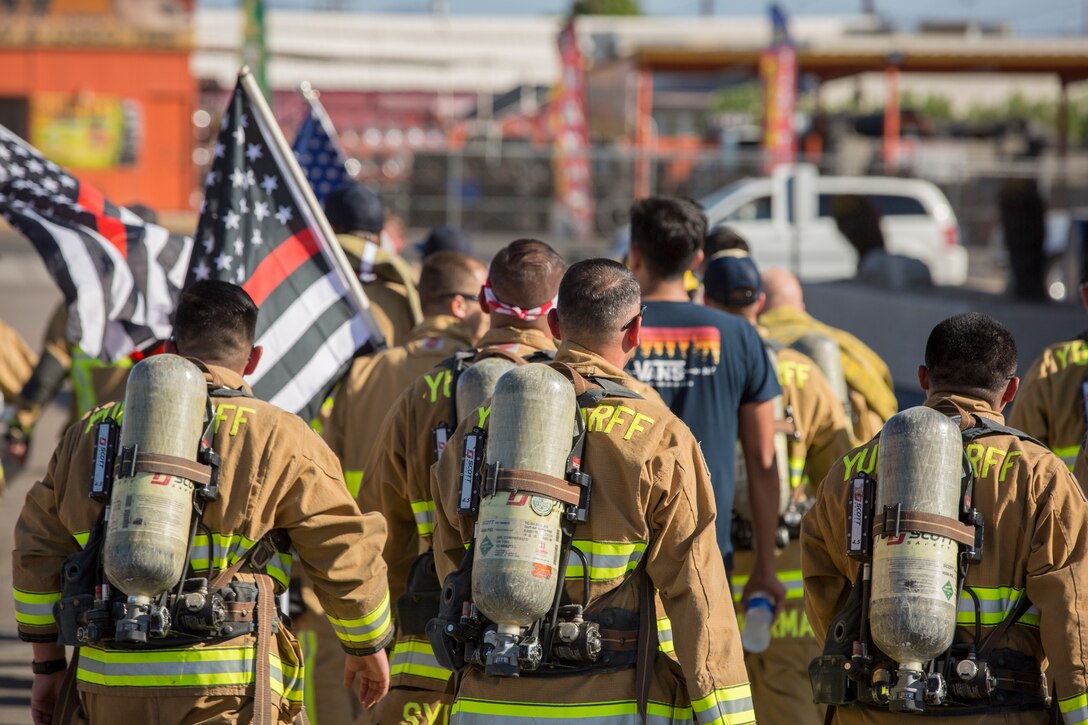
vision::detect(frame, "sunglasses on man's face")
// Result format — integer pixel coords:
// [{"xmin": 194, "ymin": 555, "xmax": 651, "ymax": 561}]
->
[{"xmin": 621, "ymin": 304, "xmax": 647, "ymax": 331}]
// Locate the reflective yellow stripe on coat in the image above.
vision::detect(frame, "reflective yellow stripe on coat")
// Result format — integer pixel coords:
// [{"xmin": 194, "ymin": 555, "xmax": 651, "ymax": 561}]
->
[
  {"xmin": 411, "ymin": 499, "xmax": 436, "ymax": 537},
  {"xmin": 731, "ymin": 569, "xmax": 804, "ymax": 601},
  {"xmin": 327, "ymin": 592, "xmax": 393, "ymax": 650},
  {"xmin": 1060, "ymin": 692, "xmax": 1088, "ymax": 725},
  {"xmin": 77, "ymin": 643, "xmax": 303, "ymax": 704},
  {"xmin": 957, "ymin": 585, "xmax": 1040, "ymax": 627},
  {"xmin": 452, "ymin": 697, "xmax": 694, "ymax": 724},
  {"xmin": 691, "ymin": 684, "xmax": 757, "ymax": 725},
  {"xmin": 390, "ymin": 636, "xmax": 452, "ymax": 683},
  {"xmin": 13, "ymin": 588, "xmax": 61, "ymax": 628}
]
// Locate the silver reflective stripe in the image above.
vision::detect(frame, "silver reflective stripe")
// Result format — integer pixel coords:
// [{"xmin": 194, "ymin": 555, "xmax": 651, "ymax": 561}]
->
[
  {"xmin": 696, "ymin": 695, "xmax": 755, "ymax": 718},
  {"xmin": 1063, "ymin": 703, "xmax": 1088, "ymax": 725},
  {"xmin": 78, "ymin": 656, "xmax": 254, "ymax": 679},
  {"xmin": 329, "ymin": 604, "xmax": 391, "ymax": 642},
  {"xmin": 451, "ymin": 709, "xmax": 691, "ymax": 724},
  {"xmin": 14, "ymin": 600, "xmax": 55, "ymax": 618},
  {"xmin": 565, "ymin": 544, "xmax": 644, "ymax": 580}
]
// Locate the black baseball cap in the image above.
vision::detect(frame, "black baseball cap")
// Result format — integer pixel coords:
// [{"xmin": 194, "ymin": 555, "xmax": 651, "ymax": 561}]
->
[
  {"xmin": 416, "ymin": 225, "xmax": 472, "ymax": 258},
  {"xmin": 323, "ymin": 182, "xmax": 385, "ymax": 235},
  {"xmin": 704, "ymin": 255, "xmax": 763, "ymax": 307}
]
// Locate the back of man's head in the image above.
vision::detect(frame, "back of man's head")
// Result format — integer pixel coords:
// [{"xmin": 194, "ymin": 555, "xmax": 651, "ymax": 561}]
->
[
  {"xmin": 557, "ymin": 259, "xmax": 641, "ymax": 346},
  {"xmin": 925, "ymin": 313, "xmax": 1017, "ymax": 395},
  {"xmin": 630, "ymin": 196, "xmax": 707, "ymax": 280},
  {"xmin": 419, "ymin": 251, "xmax": 486, "ymax": 315},
  {"xmin": 487, "ymin": 239, "xmax": 566, "ymax": 321},
  {"xmin": 173, "ymin": 280, "xmax": 258, "ymax": 369},
  {"xmin": 705, "ymin": 225, "xmax": 749, "ymax": 258},
  {"xmin": 324, "ymin": 182, "xmax": 385, "ymax": 236},
  {"xmin": 761, "ymin": 267, "xmax": 805, "ymax": 312}
]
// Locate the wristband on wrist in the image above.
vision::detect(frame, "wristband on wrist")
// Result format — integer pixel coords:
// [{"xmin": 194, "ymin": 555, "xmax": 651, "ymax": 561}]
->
[{"xmin": 31, "ymin": 658, "xmax": 67, "ymax": 675}]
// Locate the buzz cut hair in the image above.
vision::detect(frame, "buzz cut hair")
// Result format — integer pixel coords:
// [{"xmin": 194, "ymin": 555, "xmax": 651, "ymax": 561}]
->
[
  {"xmin": 557, "ymin": 258, "xmax": 641, "ymax": 340},
  {"xmin": 629, "ymin": 196, "xmax": 707, "ymax": 280},
  {"xmin": 925, "ymin": 312, "xmax": 1017, "ymax": 394},
  {"xmin": 488, "ymin": 238, "xmax": 566, "ymax": 310},
  {"xmin": 419, "ymin": 251, "xmax": 484, "ymax": 313},
  {"xmin": 173, "ymin": 280, "xmax": 258, "ymax": 364}
]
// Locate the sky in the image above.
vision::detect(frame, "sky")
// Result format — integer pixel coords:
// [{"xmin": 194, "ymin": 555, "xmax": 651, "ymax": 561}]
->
[{"xmin": 198, "ymin": 0, "xmax": 1088, "ymax": 37}]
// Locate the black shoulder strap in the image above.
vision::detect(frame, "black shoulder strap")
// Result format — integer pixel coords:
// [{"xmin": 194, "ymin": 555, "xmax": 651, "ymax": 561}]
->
[
  {"xmin": 209, "ymin": 386, "xmax": 254, "ymax": 399},
  {"xmin": 525, "ymin": 349, "xmax": 557, "ymax": 363},
  {"xmin": 961, "ymin": 415, "xmax": 1045, "ymax": 449},
  {"xmin": 577, "ymin": 377, "xmax": 643, "ymax": 408}
]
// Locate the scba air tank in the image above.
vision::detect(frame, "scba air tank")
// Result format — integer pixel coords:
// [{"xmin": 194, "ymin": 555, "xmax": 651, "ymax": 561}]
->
[
  {"xmin": 104, "ymin": 355, "xmax": 207, "ymax": 601},
  {"xmin": 870, "ymin": 406, "xmax": 962, "ymax": 673},
  {"xmin": 472, "ymin": 364, "xmax": 575, "ymax": 628},
  {"xmin": 733, "ymin": 347, "xmax": 790, "ymax": 521},
  {"xmin": 792, "ymin": 332, "xmax": 853, "ymax": 425},
  {"xmin": 456, "ymin": 357, "xmax": 516, "ymax": 421}
]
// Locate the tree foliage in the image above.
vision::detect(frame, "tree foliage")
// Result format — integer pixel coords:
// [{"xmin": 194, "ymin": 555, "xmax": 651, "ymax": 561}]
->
[{"xmin": 570, "ymin": 0, "xmax": 642, "ymax": 16}]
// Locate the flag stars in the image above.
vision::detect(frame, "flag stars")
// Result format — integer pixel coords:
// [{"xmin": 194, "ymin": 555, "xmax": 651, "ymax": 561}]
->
[
  {"xmin": 214, "ymin": 252, "xmax": 233, "ymax": 271},
  {"xmin": 235, "ymin": 266, "xmax": 246, "ymax": 284},
  {"xmin": 230, "ymin": 168, "xmax": 246, "ymax": 188},
  {"xmin": 253, "ymin": 200, "xmax": 269, "ymax": 221},
  {"xmin": 205, "ymin": 170, "xmax": 220, "ymax": 187},
  {"xmin": 233, "ymin": 126, "xmax": 246, "ymax": 146},
  {"xmin": 26, "ymin": 159, "xmax": 43, "ymax": 174},
  {"xmin": 275, "ymin": 206, "xmax": 293, "ymax": 225},
  {"xmin": 238, "ymin": 197, "xmax": 249, "ymax": 214},
  {"xmin": 202, "ymin": 234, "xmax": 215, "ymax": 254},
  {"xmin": 245, "ymin": 143, "xmax": 263, "ymax": 163},
  {"xmin": 239, "ymin": 113, "xmax": 249, "ymax": 129},
  {"xmin": 60, "ymin": 175, "xmax": 76, "ymax": 189},
  {"xmin": 214, "ymin": 141, "xmax": 225, "ymax": 159},
  {"xmin": 42, "ymin": 177, "xmax": 59, "ymax": 193},
  {"xmin": 224, "ymin": 210, "xmax": 241, "ymax": 230},
  {"xmin": 251, "ymin": 229, "xmax": 263, "ymax": 246},
  {"xmin": 245, "ymin": 169, "xmax": 256, "ymax": 188},
  {"xmin": 260, "ymin": 175, "xmax": 278, "ymax": 195},
  {"xmin": 233, "ymin": 238, "xmax": 245, "ymax": 256},
  {"xmin": 193, "ymin": 260, "xmax": 212, "ymax": 281}
]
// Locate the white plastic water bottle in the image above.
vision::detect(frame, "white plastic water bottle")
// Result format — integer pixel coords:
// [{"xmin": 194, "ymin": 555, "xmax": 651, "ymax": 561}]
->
[{"xmin": 741, "ymin": 591, "xmax": 775, "ymax": 654}]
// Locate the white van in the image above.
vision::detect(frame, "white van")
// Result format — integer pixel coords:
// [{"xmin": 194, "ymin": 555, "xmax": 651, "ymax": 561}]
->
[{"xmin": 700, "ymin": 164, "xmax": 968, "ymax": 285}]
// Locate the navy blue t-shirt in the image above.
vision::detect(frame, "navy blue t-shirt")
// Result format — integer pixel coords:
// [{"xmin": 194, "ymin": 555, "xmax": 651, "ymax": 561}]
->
[{"xmin": 625, "ymin": 301, "xmax": 780, "ymax": 560}]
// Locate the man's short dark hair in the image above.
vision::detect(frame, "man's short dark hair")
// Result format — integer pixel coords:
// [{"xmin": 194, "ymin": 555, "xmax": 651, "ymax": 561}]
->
[
  {"xmin": 419, "ymin": 251, "xmax": 484, "ymax": 313},
  {"xmin": 925, "ymin": 313, "xmax": 1017, "ymax": 394},
  {"xmin": 174, "ymin": 280, "xmax": 258, "ymax": 364},
  {"xmin": 558, "ymin": 259, "xmax": 641, "ymax": 340},
  {"xmin": 705, "ymin": 225, "xmax": 749, "ymax": 257},
  {"xmin": 489, "ymin": 239, "xmax": 566, "ymax": 310},
  {"xmin": 629, "ymin": 196, "xmax": 707, "ymax": 280}
]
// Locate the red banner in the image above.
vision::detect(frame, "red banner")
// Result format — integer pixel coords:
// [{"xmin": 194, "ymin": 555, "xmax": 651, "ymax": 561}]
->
[
  {"xmin": 551, "ymin": 21, "xmax": 594, "ymax": 240},
  {"xmin": 760, "ymin": 44, "xmax": 797, "ymax": 173}
]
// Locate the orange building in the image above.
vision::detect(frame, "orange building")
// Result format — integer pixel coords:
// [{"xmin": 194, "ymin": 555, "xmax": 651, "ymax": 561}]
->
[{"xmin": 0, "ymin": 1, "xmax": 196, "ymax": 212}]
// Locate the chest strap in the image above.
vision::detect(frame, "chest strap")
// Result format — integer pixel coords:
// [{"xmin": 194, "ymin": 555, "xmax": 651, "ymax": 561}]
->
[
  {"xmin": 486, "ymin": 467, "xmax": 583, "ymax": 507},
  {"xmin": 117, "ymin": 449, "xmax": 214, "ymax": 487}
]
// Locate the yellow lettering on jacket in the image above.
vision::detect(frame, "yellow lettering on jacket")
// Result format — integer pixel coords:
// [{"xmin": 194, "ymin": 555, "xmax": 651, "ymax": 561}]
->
[
  {"xmin": 778, "ymin": 360, "xmax": 810, "ymax": 390},
  {"xmin": 842, "ymin": 443, "xmax": 879, "ymax": 481},
  {"xmin": 586, "ymin": 405, "xmax": 655, "ymax": 440},
  {"xmin": 477, "ymin": 406, "xmax": 491, "ymax": 428},
  {"xmin": 965, "ymin": 442, "xmax": 1021, "ymax": 482},
  {"xmin": 424, "ymin": 371, "xmax": 451, "ymax": 403},
  {"xmin": 402, "ymin": 701, "xmax": 445, "ymax": 724},
  {"xmin": 1054, "ymin": 341, "xmax": 1088, "ymax": 371},
  {"xmin": 214, "ymin": 403, "xmax": 235, "ymax": 434},
  {"xmin": 83, "ymin": 402, "xmax": 125, "ymax": 433},
  {"xmin": 230, "ymin": 406, "xmax": 255, "ymax": 436}
]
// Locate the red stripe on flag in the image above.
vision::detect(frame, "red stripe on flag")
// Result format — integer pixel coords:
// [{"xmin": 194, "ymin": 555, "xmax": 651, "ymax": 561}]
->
[
  {"xmin": 244, "ymin": 227, "xmax": 322, "ymax": 307},
  {"xmin": 76, "ymin": 182, "xmax": 127, "ymax": 258}
]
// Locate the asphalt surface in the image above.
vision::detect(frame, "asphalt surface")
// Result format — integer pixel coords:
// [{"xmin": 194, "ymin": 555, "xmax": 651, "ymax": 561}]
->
[{"xmin": 0, "ymin": 225, "xmax": 1012, "ymax": 725}]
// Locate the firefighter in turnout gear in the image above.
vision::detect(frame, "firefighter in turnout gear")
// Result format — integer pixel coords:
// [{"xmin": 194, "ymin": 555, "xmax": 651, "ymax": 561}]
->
[
  {"xmin": 0, "ymin": 317, "xmax": 37, "ymax": 489},
  {"xmin": 430, "ymin": 259, "xmax": 755, "ymax": 725},
  {"xmin": 324, "ymin": 182, "xmax": 421, "ymax": 347},
  {"xmin": 294, "ymin": 252, "xmax": 488, "ymax": 725},
  {"xmin": 802, "ymin": 312, "xmax": 1088, "ymax": 724},
  {"xmin": 703, "ymin": 254, "xmax": 853, "ymax": 725},
  {"xmin": 6, "ymin": 304, "xmax": 133, "ymax": 471},
  {"xmin": 13, "ymin": 281, "xmax": 393, "ymax": 724},
  {"xmin": 760, "ymin": 268, "xmax": 897, "ymax": 442},
  {"xmin": 1009, "ymin": 272, "xmax": 1088, "ymax": 472},
  {"xmin": 358, "ymin": 239, "xmax": 564, "ymax": 724}
]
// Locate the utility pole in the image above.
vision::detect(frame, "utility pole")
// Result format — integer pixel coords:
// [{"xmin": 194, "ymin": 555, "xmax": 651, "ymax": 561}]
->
[
  {"xmin": 702, "ymin": 0, "xmax": 715, "ymax": 16},
  {"xmin": 862, "ymin": 0, "xmax": 876, "ymax": 15}
]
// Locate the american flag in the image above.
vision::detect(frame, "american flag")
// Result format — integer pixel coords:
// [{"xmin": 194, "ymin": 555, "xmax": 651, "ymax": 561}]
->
[
  {"xmin": 190, "ymin": 74, "xmax": 375, "ymax": 420},
  {"xmin": 291, "ymin": 87, "xmax": 352, "ymax": 204},
  {"xmin": 0, "ymin": 125, "xmax": 190, "ymax": 363}
]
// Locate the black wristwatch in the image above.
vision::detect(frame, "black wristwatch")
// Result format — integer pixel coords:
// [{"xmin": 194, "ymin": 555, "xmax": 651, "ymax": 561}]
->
[{"xmin": 31, "ymin": 658, "xmax": 66, "ymax": 675}]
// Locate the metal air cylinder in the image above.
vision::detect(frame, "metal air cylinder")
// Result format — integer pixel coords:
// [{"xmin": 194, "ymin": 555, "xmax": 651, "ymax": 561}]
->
[
  {"xmin": 870, "ymin": 406, "xmax": 962, "ymax": 672},
  {"xmin": 104, "ymin": 355, "xmax": 206, "ymax": 600},
  {"xmin": 472, "ymin": 364, "xmax": 575, "ymax": 629},
  {"xmin": 792, "ymin": 332, "xmax": 854, "ymax": 428},
  {"xmin": 456, "ymin": 357, "xmax": 516, "ymax": 421}
]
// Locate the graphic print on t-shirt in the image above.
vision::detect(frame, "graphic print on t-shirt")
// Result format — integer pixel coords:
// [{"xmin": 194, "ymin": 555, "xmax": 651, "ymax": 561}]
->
[{"xmin": 629, "ymin": 326, "xmax": 722, "ymax": 389}]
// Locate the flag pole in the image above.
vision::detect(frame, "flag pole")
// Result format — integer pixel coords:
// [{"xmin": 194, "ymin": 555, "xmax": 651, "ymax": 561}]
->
[{"xmin": 238, "ymin": 66, "xmax": 387, "ymax": 350}]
